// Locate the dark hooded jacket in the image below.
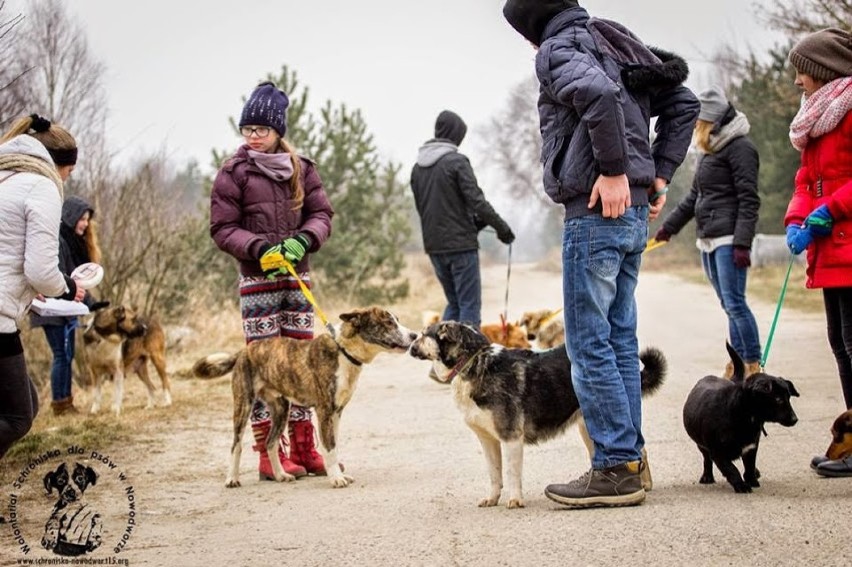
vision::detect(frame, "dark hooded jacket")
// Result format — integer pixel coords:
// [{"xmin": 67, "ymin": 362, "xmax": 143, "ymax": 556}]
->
[
  {"xmin": 410, "ymin": 111, "xmax": 513, "ymax": 254},
  {"xmin": 503, "ymin": 3, "xmax": 700, "ymax": 218},
  {"xmin": 30, "ymin": 196, "xmax": 95, "ymax": 327}
]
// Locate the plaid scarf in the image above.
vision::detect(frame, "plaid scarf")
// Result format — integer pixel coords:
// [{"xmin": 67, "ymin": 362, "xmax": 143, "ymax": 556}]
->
[{"xmin": 789, "ymin": 76, "xmax": 852, "ymax": 151}]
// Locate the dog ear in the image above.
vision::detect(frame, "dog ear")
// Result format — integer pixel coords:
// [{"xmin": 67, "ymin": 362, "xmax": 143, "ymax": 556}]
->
[
  {"xmin": 43, "ymin": 471, "xmax": 57, "ymax": 494},
  {"xmin": 784, "ymin": 379, "xmax": 800, "ymax": 397}
]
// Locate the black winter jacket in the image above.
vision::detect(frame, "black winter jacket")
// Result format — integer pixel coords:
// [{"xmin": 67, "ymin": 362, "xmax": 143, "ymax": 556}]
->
[
  {"xmin": 661, "ymin": 109, "xmax": 760, "ymax": 248},
  {"xmin": 410, "ymin": 141, "xmax": 512, "ymax": 255}
]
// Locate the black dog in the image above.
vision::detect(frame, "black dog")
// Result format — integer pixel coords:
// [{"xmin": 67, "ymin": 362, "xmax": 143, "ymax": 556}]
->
[
  {"xmin": 409, "ymin": 321, "xmax": 666, "ymax": 508},
  {"xmin": 682, "ymin": 343, "xmax": 799, "ymax": 493}
]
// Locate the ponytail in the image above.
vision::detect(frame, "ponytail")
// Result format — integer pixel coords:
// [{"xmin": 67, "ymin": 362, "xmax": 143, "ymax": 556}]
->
[
  {"xmin": 279, "ymin": 138, "xmax": 304, "ymax": 210},
  {"xmin": 0, "ymin": 114, "xmax": 77, "ymax": 165}
]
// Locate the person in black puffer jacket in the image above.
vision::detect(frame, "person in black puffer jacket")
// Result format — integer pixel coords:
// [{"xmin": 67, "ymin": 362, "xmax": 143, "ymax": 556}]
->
[
  {"xmin": 655, "ymin": 85, "xmax": 762, "ymax": 376},
  {"xmin": 410, "ymin": 110, "xmax": 515, "ymax": 329}
]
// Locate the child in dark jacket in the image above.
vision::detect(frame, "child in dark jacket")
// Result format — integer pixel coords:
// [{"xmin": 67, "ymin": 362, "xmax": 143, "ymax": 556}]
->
[{"xmin": 210, "ymin": 82, "xmax": 335, "ymax": 480}]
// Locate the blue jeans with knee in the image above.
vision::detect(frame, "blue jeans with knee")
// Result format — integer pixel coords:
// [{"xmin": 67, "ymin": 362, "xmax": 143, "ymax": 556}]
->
[
  {"xmin": 562, "ymin": 206, "xmax": 647, "ymax": 469},
  {"xmin": 43, "ymin": 321, "xmax": 77, "ymax": 402},
  {"xmin": 701, "ymin": 245, "xmax": 762, "ymax": 362},
  {"xmin": 429, "ymin": 250, "xmax": 481, "ymax": 328}
]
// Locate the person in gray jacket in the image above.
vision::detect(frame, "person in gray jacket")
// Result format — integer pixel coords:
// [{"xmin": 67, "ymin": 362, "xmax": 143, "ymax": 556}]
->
[
  {"xmin": 655, "ymin": 86, "xmax": 762, "ymax": 377},
  {"xmin": 411, "ymin": 110, "xmax": 515, "ymax": 330},
  {"xmin": 0, "ymin": 114, "xmax": 85, "ymax": 459},
  {"xmin": 503, "ymin": 0, "xmax": 699, "ymax": 509}
]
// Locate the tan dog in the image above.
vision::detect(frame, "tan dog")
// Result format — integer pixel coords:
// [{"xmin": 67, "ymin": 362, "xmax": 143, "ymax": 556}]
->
[
  {"xmin": 192, "ymin": 307, "xmax": 417, "ymax": 489},
  {"xmin": 122, "ymin": 314, "xmax": 172, "ymax": 409},
  {"xmin": 520, "ymin": 308, "xmax": 565, "ymax": 349},
  {"xmin": 82, "ymin": 306, "xmax": 146, "ymax": 415},
  {"xmin": 422, "ymin": 310, "xmax": 530, "ymax": 349}
]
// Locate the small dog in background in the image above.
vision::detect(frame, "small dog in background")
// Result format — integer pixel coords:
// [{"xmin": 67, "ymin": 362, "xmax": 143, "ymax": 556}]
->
[
  {"xmin": 123, "ymin": 314, "xmax": 172, "ymax": 408},
  {"xmin": 421, "ymin": 311, "xmax": 530, "ymax": 349},
  {"xmin": 682, "ymin": 342, "xmax": 800, "ymax": 493},
  {"xmin": 520, "ymin": 308, "xmax": 564, "ymax": 349}
]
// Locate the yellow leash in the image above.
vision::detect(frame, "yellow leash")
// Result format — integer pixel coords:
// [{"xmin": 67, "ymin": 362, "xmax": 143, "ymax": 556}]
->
[
  {"xmin": 645, "ymin": 238, "xmax": 667, "ymax": 252},
  {"xmin": 276, "ymin": 260, "xmax": 334, "ymax": 334}
]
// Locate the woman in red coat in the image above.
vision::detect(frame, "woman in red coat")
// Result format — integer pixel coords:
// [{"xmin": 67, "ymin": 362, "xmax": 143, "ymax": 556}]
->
[{"xmin": 783, "ymin": 28, "xmax": 852, "ymax": 477}]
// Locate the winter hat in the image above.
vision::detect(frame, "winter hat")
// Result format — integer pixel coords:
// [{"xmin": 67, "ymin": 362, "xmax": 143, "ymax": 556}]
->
[
  {"xmin": 434, "ymin": 110, "xmax": 467, "ymax": 145},
  {"xmin": 239, "ymin": 82, "xmax": 289, "ymax": 137},
  {"xmin": 788, "ymin": 28, "xmax": 852, "ymax": 83},
  {"xmin": 503, "ymin": 0, "xmax": 580, "ymax": 46},
  {"xmin": 697, "ymin": 85, "xmax": 730, "ymax": 123}
]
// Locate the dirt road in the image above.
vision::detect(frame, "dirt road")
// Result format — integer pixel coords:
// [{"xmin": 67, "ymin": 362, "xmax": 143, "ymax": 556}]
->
[{"xmin": 3, "ymin": 263, "xmax": 850, "ymax": 566}]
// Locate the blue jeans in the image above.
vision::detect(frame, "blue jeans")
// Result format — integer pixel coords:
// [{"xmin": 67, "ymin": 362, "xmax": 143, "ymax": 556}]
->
[
  {"xmin": 562, "ymin": 206, "xmax": 648, "ymax": 468},
  {"xmin": 429, "ymin": 250, "xmax": 482, "ymax": 328},
  {"xmin": 701, "ymin": 245, "xmax": 762, "ymax": 362},
  {"xmin": 43, "ymin": 322, "xmax": 77, "ymax": 401}
]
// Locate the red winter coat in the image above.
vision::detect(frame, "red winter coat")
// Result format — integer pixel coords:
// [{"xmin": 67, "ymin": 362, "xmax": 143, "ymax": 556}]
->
[
  {"xmin": 784, "ymin": 111, "xmax": 852, "ymax": 288},
  {"xmin": 210, "ymin": 145, "xmax": 334, "ymax": 276}
]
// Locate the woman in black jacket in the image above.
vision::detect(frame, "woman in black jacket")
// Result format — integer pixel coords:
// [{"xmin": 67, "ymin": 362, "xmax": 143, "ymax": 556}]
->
[
  {"xmin": 31, "ymin": 195, "xmax": 101, "ymax": 415},
  {"xmin": 655, "ymin": 85, "xmax": 762, "ymax": 377}
]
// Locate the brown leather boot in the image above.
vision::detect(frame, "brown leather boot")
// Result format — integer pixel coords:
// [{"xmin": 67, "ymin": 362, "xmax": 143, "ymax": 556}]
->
[
  {"xmin": 51, "ymin": 396, "xmax": 79, "ymax": 416},
  {"xmin": 722, "ymin": 361, "xmax": 734, "ymax": 380},
  {"xmin": 289, "ymin": 420, "xmax": 343, "ymax": 475},
  {"xmin": 744, "ymin": 361, "xmax": 763, "ymax": 378},
  {"xmin": 251, "ymin": 421, "xmax": 307, "ymax": 480}
]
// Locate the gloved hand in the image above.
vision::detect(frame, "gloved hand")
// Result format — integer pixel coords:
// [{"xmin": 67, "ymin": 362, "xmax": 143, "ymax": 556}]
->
[
  {"xmin": 497, "ymin": 227, "xmax": 515, "ymax": 245},
  {"xmin": 786, "ymin": 224, "xmax": 813, "ymax": 255},
  {"xmin": 281, "ymin": 234, "xmax": 311, "ymax": 263},
  {"xmin": 653, "ymin": 227, "xmax": 672, "ymax": 242},
  {"xmin": 804, "ymin": 204, "xmax": 833, "ymax": 237},
  {"xmin": 733, "ymin": 246, "xmax": 751, "ymax": 268},
  {"xmin": 259, "ymin": 243, "xmax": 287, "ymax": 275}
]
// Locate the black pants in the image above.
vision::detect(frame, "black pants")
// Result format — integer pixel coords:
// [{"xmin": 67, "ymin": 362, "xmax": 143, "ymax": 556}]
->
[
  {"xmin": 823, "ymin": 287, "xmax": 852, "ymax": 409},
  {"xmin": 0, "ymin": 332, "xmax": 39, "ymax": 459}
]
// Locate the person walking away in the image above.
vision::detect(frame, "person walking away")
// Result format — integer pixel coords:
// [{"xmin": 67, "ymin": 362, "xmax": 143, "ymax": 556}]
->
[
  {"xmin": 654, "ymin": 86, "xmax": 762, "ymax": 377},
  {"xmin": 211, "ymin": 82, "xmax": 335, "ymax": 480},
  {"xmin": 782, "ymin": 28, "xmax": 852, "ymax": 477},
  {"xmin": 0, "ymin": 114, "xmax": 85, "ymax": 459},
  {"xmin": 503, "ymin": 0, "xmax": 699, "ymax": 508}
]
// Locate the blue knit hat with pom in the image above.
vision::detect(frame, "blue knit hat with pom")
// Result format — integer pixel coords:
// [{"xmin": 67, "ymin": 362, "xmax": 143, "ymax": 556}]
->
[{"xmin": 239, "ymin": 82, "xmax": 289, "ymax": 137}]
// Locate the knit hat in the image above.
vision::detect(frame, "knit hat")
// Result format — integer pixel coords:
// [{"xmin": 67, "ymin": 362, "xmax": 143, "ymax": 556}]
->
[
  {"xmin": 434, "ymin": 110, "xmax": 467, "ymax": 145},
  {"xmin": 697, "ymin": 85, "xmax": 730, "ymax": 123},
  {"xmin": 239, "ymin": 82, "xmax": 289, "ymax": 137},
  {"xmin": 503, "ymin": 0, "xmax": 580, "ymax": 46},
  {"xmin": 789, "ymin": 28, "xmax": 852, "ymax": 83}
]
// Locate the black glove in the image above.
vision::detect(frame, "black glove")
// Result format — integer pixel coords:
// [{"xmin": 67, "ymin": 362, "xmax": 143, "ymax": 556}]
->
[{"xmin": 497, "ymin": 227, "xmax": 515, "ymax": 245}]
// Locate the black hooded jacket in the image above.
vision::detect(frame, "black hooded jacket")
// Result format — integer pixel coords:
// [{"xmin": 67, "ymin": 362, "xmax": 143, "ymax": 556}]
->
[{"xmin": 410, "ymin": 111, "xmax": 513, "ymax": 254}]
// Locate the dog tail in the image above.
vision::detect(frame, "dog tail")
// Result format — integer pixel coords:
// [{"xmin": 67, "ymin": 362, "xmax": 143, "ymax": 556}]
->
[
  {"xmin": 192, "ymin": 352, "xmax": 238, "ymax": 379},
  {"xmin": 639, "ymin": 347, "xmax": 666, "ymax": 395}
]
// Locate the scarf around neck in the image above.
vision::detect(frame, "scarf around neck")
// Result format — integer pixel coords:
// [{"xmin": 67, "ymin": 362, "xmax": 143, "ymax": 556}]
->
[
  {"xmin": 789, "ymin": 76, "xmax": 852, "ymax": 151},
  {"xmin": 706, "ymin": 112, "xmax": 751, "ymax": 153},
  {"xmin": 247, "ymin": 149, "xmax": 294, "ymax": 183},
  {"xmin": 0, "ymin": 153, "xmax": 63, "ymax": 195}
]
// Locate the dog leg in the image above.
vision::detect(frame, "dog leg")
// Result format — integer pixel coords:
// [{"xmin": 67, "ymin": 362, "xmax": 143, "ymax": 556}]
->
[
  {"xmin": 111, "ymin": 369, "xmax": 124, "ymax": 416},
  {"xmin": 226, "ymin": 394, "xmax": 252, "ymax": 488},
  {"xmin": 265, "ymin": 397, "xmax": 295, "ymax": 483},
  {"xmin": 742, "ymin": 447, "xmax": 760, "ymax": 488},
  {"xmin": 90, "ymin": 375, "xmax": 103, "ymax": 414},
  {"xmin": 315, "ymin": 408, "xmax": 353, "ymax": 488},
  {"xmin": 712, "ymin": 456, "xmax": 750, "ymax": 493},
  {"xmin": 577, "ymin": 415, "xmax": 595, "ymax": 459},
  {"xmin": 640, "ymin": 447, "xmax": 653, "ymax": 492},
  {"xmin": 503, "ymin": 438, "xmax": 525, "ymax": 509},
  {"xmin": 698, "ymin": 447, "xmax": 715, "ymax": 484},
  {"xmin": 151, "ymin": 351, "xmax": 172, "ymax": 406},
  {"xmin": 472, "ymin": 428, "xmax": 502, "ymax": 507},
  {"xmin": 133, "ymin": 361, "xmax": 157, "ymax": 410}
]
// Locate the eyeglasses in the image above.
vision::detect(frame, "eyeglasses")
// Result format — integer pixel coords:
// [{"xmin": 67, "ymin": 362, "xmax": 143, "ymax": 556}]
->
[{"xmin": 240, "ymin": 126, "xmax": 272, "ymax": 138}]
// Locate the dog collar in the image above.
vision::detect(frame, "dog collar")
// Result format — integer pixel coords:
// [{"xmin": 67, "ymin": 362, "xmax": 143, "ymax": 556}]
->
[
  {"xmin": 447, "ymin": 347, "xmax": 488, "ymax": 381},
  {"xmin": 337, "ymin": 344, "xmax": 363, "ymax": 367}
]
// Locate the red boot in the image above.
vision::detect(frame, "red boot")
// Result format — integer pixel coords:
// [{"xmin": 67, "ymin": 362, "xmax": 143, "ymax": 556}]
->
[
  {"xmin": 251, "ymin": 421, "xmax": 307, "ymax": 480},
  {"xmin": 289, "ymin": 420, "xmax": 339, "ymax": 475}
]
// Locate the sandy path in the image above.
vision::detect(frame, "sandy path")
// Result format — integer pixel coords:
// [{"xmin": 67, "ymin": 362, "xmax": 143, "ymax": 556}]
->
[{"xmin": 3, "ymin": 262, "xmax": 850, "ymax": 567}]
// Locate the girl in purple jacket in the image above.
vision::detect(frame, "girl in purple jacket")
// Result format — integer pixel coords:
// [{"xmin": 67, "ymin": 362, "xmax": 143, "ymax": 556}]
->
[{"xmin": 210, "ymin": 82, "xmax": 334, "ymax": 480}]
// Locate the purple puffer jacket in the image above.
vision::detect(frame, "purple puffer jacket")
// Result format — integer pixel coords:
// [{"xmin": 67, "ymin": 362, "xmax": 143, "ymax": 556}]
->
[{"xmin": 210, "ymin": 145, "xmax": 334, "ymax": 276}]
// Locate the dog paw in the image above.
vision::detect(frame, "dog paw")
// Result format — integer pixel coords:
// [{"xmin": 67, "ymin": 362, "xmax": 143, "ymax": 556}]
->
[
  {"xmin": 733, "ymin": 482, "xmax": 752, "ymax": 494},
  {"xmin": 225, "ymin": 479, "xmax": 241, "ymax": 488},
  {"xmin": 275, "ymin": 472, "xmax": 296, "ymax": 483},
  {"xmin": 329, "ymin": 474, "xmax": 354, "ymax": 488},
  {"xmin": 506, "ymin": 498, "xmax": 525, "ymax": 509},
  {"xmin": 478, "ymin": 497, "xmax": 500, "ymax": 507},
  {"xmin": 699, "ymin": 475, "xmax": 715, "ymax": 484},
  {"xmin": 745, "ymin": 476, "xmax": 760, "ymax": 488},
  {"xmin": 110, "ymin": 405, "xmax": 121, "ymax": 417}
]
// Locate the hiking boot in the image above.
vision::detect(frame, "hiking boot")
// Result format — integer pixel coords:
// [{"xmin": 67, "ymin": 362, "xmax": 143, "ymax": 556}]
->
[
  {"xmin": 51, "ymin": 396, "xmax": 79, "ymax": 416},
  {"xmin": 544, "ymin": 461, "xmax": 646, "ymax": 508},
  {"xmin": 744, "ymin": 361, "xmax": 762, "ymax": 378},
  {"xmin": 251, "ymin": 421, "xmax": 307, "ymax": 480},
  {"xmin": 289, "ymin": 420, "xmax": 342, "ymax": 475}
]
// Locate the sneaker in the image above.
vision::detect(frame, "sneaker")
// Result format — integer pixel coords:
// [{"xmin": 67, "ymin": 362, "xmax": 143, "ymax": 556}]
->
[
  {"xmin": 815, "ymin": 455, "xmax": 852, "ymax": 478},
  {"xmin": 545, "ymin": 461, "xmax": 646, "ymax": 508}
]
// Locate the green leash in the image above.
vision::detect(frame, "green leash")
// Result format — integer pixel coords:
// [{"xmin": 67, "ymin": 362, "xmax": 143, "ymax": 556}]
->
[{"xmin": 759, "ymin": 255, "xmax": 796, "ymax": 369}]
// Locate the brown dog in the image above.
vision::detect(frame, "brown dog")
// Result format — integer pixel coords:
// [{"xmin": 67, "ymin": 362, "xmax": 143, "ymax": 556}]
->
[
  {"xmin": 825, "ymin": 409, "xmax": 852, "ymax": 460},
  {"xmin": 122, "ymin": 314, "xmax": 172, "ymax": 409},
  {"xmin": 520, "ymin": 309, "xmax": 564, "ymax": 349},
  {"xmin": 83, "ymin": 306, "xmax": 146, "ymax": 415},
  {"xmin": 192, "ymin": 307, "xmax": 417, "ymax": 489},
  {"xmin": 422, "ymin": 311, "xmax": 530, "ymax": 349}
]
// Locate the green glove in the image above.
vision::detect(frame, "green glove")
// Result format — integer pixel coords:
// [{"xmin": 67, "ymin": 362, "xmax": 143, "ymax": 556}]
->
[{"xmin": 281, "ymin": 234, "xmax": 311, "ymax": 263}]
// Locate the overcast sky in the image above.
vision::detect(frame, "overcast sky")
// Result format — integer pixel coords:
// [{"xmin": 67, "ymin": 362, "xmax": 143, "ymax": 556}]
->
[{"xmin": 51, "ymin": 0, "xmax": 781, "ymax": 174}]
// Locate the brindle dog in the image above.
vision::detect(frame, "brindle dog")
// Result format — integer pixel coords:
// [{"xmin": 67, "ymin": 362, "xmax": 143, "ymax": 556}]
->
[{"xmin": 193, "ymin": 307, "xmax": 417, "ymax": 489}]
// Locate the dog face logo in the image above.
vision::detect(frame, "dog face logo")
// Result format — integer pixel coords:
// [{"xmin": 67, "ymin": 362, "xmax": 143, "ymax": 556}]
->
[{"xmin": 40, "ymin": 462, "xmax": 103, "ymax": 556}]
